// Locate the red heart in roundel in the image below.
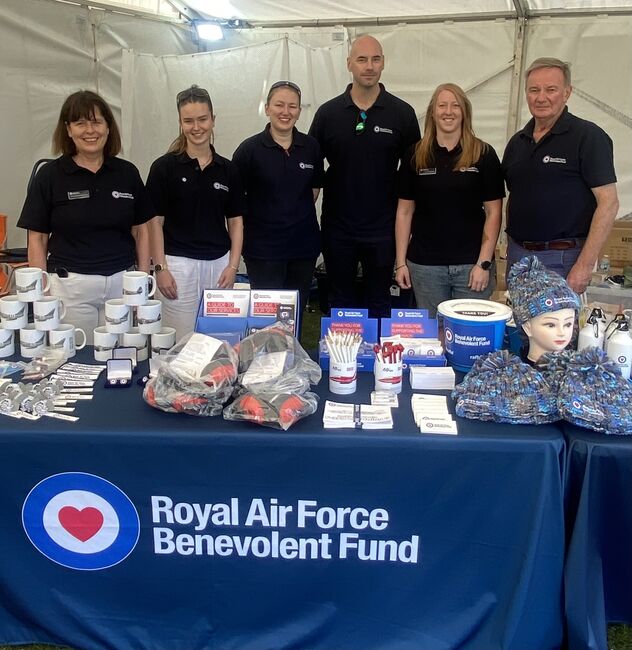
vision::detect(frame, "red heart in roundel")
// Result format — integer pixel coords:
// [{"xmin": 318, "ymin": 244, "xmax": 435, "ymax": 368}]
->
[{"xmin": 58, "ymin": 506, "xmax": 104, "ymax": 542}]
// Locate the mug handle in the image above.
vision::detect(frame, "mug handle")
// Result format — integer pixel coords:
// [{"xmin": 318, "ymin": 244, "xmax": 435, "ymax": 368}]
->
[
  {"xmin": 147, "ymin": 274, "xmax": 156, "ymax": 298},
  {"xmin": 41, "ymin": 270, "xmax": 51, "ymax": 293},
  {"xmin": 58, "ymin": 298, "xmax": 66, "ymax": 320},
  {"xmin": 74, "ymin": 327, "xmax": 87, "ymax": 350}
]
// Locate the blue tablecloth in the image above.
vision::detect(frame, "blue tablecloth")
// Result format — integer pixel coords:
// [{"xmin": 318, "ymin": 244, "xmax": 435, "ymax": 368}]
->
[
  {"xmin": 0, "ymin": 350, "xmax": 566, "ymax": 650},
  {"xmin": 564, "ymin": 423, "xmax": 632, "ymax": 650}
]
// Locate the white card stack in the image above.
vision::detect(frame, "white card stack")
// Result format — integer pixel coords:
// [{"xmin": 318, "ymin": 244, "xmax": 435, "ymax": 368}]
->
[
  {"xmin": 409, "ymin": 366, "xmax": 456, "ymax": 390},
  {"xmin": 411, "ymin": 394, "xmax": 458, "ymax": 435},
  {"xmin": 323, "ymin": 400, "xmax": 393, "ymax": 430}
]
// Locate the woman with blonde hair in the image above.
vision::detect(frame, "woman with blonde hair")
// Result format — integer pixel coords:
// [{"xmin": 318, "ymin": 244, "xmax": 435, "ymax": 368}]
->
[
  {"xmin": 146, "ymin": 85, "xmax": 244, "ymax": 341},
  {"xmin": 395, "ymin": 83, "xmax": 504, "ymax": 316}
]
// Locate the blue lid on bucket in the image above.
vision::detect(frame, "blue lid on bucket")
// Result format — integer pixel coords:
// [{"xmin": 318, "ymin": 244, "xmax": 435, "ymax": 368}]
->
[{"xmin": 437, "ymin": 299, "xmax": 512, "ymax": 372}]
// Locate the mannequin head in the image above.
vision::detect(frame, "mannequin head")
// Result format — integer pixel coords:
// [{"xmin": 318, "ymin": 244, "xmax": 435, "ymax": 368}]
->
[
  {"xmin": 522, "ymin": 307, "xmax": 575, "ymax": 362},
  {"xmin": 508, "ymin": 256, "xmax": 580, "ymax": 363}
]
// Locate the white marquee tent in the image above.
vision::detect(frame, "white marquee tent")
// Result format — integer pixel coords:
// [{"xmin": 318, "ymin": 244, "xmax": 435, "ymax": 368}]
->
[{"xmin": 1, "ymin": 0, "xmax": 631, "ymax": 247}]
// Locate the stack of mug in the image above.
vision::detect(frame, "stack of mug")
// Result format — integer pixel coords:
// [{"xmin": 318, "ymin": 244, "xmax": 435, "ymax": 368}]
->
[
  {"xmin": 0, "ymin": 267, "xmax": 86, "ymax": 359},
  {"xmin": 94, "ymin": 270, "xmax": 176, "ymax": 362}
]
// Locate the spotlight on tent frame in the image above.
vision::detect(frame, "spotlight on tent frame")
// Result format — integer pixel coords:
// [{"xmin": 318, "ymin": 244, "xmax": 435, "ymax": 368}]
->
[{"xmin": 195, "ymin": 21, "xmax": 224, "ymax": 41}]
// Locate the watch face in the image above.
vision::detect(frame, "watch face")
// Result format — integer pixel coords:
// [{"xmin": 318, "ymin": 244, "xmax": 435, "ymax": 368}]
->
[{"xmin": 480, "ymin": 261, "xmax": 492, "ymax": 271}]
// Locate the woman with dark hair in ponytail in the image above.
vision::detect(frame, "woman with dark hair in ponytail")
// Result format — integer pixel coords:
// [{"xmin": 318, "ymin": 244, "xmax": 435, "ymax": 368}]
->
[{"xmin": 146, "ymin": 85, "xmax": 244, "ymax": 341}]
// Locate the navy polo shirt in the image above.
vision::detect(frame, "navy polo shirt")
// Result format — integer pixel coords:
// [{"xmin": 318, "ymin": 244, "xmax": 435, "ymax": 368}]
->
[
  {"xmin": 18, "ymin": 155, "xmax": 153, "ymax": 275},
  {"xmin": 309, "ymin": 83, "xmax": 420, "ymax": 242},
  {"xmin": 146, "ymin": 147, "xmax": 244, "ymax": 260},
  {"xmin": 232, "ymin": 125, "xmax": 323, "ymax": 260},
  {"xmin": 502, "ymin": 107, "xmax": 617, "ymax": 242},
  {"xmin": 398, "ymin": 141, "xmax": 505, "ymax": 265}
]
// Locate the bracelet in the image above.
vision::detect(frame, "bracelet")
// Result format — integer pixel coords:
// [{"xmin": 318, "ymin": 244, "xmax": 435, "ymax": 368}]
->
[
  {"xmin": 395, "ymin": 264, "xmax": 406, "ymax": 271},
  {"xmin": 229, "ymin": 264, "xmax": 239, "ymax": 271}
]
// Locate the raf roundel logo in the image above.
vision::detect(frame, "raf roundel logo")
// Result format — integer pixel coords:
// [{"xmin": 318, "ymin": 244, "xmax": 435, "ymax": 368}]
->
[
  {"xmin": 544, "ymin": 298, "xmax": 554, "ymax": 307},
  {"xmin": 619, "ymin": 355, "xmax": 627, "ymax": 364},
  {"xmin": 444, "ymin": 328, "xmax": 453, "ymax": 343},
  {"xmin": 543, "ymin": 155, "xmax": 550, "ymax": 163},
  {"xmin": 22, "ymin": 472, "xmax": 140, "ymax": 571},
  {"xmin": 112, "ymin": 191, "xmax": 120, "ymax": 198}
]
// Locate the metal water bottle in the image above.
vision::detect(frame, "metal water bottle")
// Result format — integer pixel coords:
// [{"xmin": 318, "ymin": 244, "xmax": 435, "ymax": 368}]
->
[
  {"xmin": 578, "ymin": 313, "xmax": 605, "ymax": 351},
  {"xmin": 605, "ymin": 312, "xmax": 627, "ymax": 341},
  {"xmin": 605, "ymin": 320, "xmax": 632, "ymax": 380}
]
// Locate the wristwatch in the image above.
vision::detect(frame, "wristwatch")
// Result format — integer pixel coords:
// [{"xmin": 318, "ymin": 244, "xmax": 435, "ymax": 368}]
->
[
  {"xmin": 477, "ymin": 260, "xmax": 492, "ymax": 271},
  {"xmin": 154, "ymin": 263, "xmax": 167, "ymax": 272}
]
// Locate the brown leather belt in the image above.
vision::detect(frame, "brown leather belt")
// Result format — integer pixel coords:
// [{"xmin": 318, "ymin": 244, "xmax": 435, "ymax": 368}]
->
[{"xmin": 518, "ymin": 238, "xmax": 585, "ymax": 251}]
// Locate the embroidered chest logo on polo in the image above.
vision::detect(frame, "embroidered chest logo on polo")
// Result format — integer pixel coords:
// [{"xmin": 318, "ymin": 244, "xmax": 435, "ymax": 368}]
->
[
  {"xmin": 299, "ymin": 162, "xmax": 314, "ymax": 170},
  {"xmin": 459, "ymin": 167, "xmax": 479, "ymax": 173},
  {"xmin": 542, "ymin": 155, "xmax": 566, "ymax": 164},
  {"xmin": 373, "ymin": 125, "xmax": 394, "ymax": 134},
  {"xmin": 213, "ymin": 182, "xmax": 229, "ymax": 192},
  {"xmin": 112, "ymin": 191, "xmax": 134, "ymax": 199}
]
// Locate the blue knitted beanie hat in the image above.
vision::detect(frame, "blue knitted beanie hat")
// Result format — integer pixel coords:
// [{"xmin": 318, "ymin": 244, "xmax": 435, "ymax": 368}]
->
[
  {"xmin": 452, "ymin": 349, "xmax": 559, "ymax": 424},
  {"xmin": 508, "ymin": 256, "xmax": 581, "ymax": 326},
  {"xmin": 557, "ymin": 347, "xmax": 632, "ymax": 435}
]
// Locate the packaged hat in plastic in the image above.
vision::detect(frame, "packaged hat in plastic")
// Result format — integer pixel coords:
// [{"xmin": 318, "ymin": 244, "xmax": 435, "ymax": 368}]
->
[
  {"xmin": 557, "ymin": 347, "xmax": 632, "ymax": 435},
  {"xmin": 233, "ymin": 322, "xmax": 322, "ymax": 395},
  {"xmin": 452, "ymin": 349, "xmax": 559, "ymax": 425},
  {"xmin": 143, "ymin": 332, "xmax": 238, "ymax": 416},
  {"xmin": 223, "ymin": 322, "xmax": 321, "ymax": 429}
]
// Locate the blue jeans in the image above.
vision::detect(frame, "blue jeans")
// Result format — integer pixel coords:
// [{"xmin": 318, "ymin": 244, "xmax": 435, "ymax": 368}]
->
[
  {"xmin": 506, "ymin": 237, "xmax": 582, "ymax": 282},
  {"xmin": 407, "ymin": 262, "xmax": 496, "ymax": 318}
]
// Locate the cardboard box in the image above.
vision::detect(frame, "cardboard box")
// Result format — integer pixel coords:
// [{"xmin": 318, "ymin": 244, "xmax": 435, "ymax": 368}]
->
[{"xmin": 599, "ymin": 221, "xmax": 632, "ymax": 268}]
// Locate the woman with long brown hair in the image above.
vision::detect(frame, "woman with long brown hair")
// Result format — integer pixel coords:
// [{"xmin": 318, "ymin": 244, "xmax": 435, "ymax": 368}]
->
[
  {"xmin": 146, "ymin": 85, "xmax": 244, "ymax": 341},
  {"xmin": 18, "ymin": 90, "xmax": 152, "ymax": 344},
  {"xmin": 394, "ymin": 83, "xmax": 504, "ymax": 316}
]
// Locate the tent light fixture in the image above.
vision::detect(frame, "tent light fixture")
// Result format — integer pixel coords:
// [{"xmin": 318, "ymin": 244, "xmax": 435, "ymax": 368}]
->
[{"xmin": 194, "ymin": 21, "xmax": 224, "ymax": 41}]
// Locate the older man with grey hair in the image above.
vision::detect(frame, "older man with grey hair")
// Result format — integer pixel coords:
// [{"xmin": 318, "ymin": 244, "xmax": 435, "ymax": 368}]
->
[{"xmin": 502, "ymin": 57, "xmax": 619, "ymax": 293}]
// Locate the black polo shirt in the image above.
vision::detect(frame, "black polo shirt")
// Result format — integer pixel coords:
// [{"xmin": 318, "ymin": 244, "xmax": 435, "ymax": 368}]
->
[
  {"xmin": 308, "ymin": 83, "xmax": 420, "ymax": 242},
  {"xmin": 232, "ymin": 125, "xmax": 323, "ymax": 260},
  {"xmin": 146, "ymin": 148, "xmax": 244, "ymax": 260},
  {"xmin": 18, "ymin": 155, "xmax": 153, "ymax": 275},
  {"xmin": 398, "ymin": 141, "xmax": 505, "ymax": 265},
  {"xmin": 502, "ymin": 107, "xmax": 617, "ymax": 242}
]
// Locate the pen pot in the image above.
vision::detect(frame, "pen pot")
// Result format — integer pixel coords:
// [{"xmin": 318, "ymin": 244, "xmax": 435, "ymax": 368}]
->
[
  {"xmin": 329, "ymin": 360, "xmax": 357, "ymax": 395},
  {"xmin": 374, "ymin": 359, "xmax": 403, "ymax": 394}
]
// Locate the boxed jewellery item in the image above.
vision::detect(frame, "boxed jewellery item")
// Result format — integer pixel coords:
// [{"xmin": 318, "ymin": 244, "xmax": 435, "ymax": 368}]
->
[
  {"xmin": 319, "ymin": 308, "xmax": 378, "ymax": 372},
  {"xmin": 105, "ymin": 359, "xmax": 133, "ymax": 388}
]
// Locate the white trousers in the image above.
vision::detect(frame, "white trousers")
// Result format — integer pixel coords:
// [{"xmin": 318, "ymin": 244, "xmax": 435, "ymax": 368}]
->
[
  {"xmin": 50, "ymin": 271, "xmax": 125, "ymax": 345},
  {"xmin": 159, "ymin": 253, "xmax": 229, "ymax": 343}
]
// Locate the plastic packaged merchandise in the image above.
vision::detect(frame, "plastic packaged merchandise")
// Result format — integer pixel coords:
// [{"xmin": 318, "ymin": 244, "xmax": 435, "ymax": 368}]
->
[
  {"xmin": 143, "ymin": 332, "xmax": 238, "ymax": 416},
  {"xmin": 223, "ymin": 391, "xmax": 319, "ymax": 430},
  {"xmin": 223, "ymin": 322, "xmax": 322, "ymax": 429}
]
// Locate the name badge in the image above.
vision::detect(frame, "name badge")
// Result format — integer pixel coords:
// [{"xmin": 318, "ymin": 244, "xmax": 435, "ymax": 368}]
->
[
  {"xmin": 417, "ymin": 168, "xmax": 437, "ymax": 176},
  {"xmin": 68, "ymin": 190, "xmax": 90, "ymax": 200}
]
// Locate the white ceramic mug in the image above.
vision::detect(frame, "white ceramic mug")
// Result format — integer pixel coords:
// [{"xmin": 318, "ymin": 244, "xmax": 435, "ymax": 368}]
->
[
  {"xmin": 151, "ymin": 326, "xmax": 177, "ymax": 357},
  {"xmin": 33, "ymin": 296, "xmax": 67, "ymax": 331},
  {"xmin": 0, "ymin": 295, "xmax": 28, "ymax": 329},
  {"xmin": 15, "ymin": 267, "xmax": 51, "ymax": 302},
  {"xmin": 122, "ymin": 327, "xmax": 149, "ymax": 361},
  {"xmin": 49, "ymin": 324, "xmax": 87, "ymax": 358},
  {"xmin": 93, "ymin": 326, "xmax": 119, "ymax": 362},
  {"xmin": 122, "ymin": 271, "xmax": 156, "ymax": 306},
  {"xmin": 0, "ymin": 327, "xmax": 15, "ymax": 358},
  {"xmin": 136, "ymin": 299, "xmax": 162, "ymax": 334},
  {"xmin": 104, "ymin": 298, "xmax": 132, "ymax": 333},
  {"xmin": 19, "ymin": 324, "xmax": 47, "ymax": 358}
]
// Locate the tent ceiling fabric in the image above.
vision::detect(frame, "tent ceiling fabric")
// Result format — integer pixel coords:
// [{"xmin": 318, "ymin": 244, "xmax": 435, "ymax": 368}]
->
[{"xmin": 89, "ymin": 0, "xmax": 632, "ymax": 21}]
